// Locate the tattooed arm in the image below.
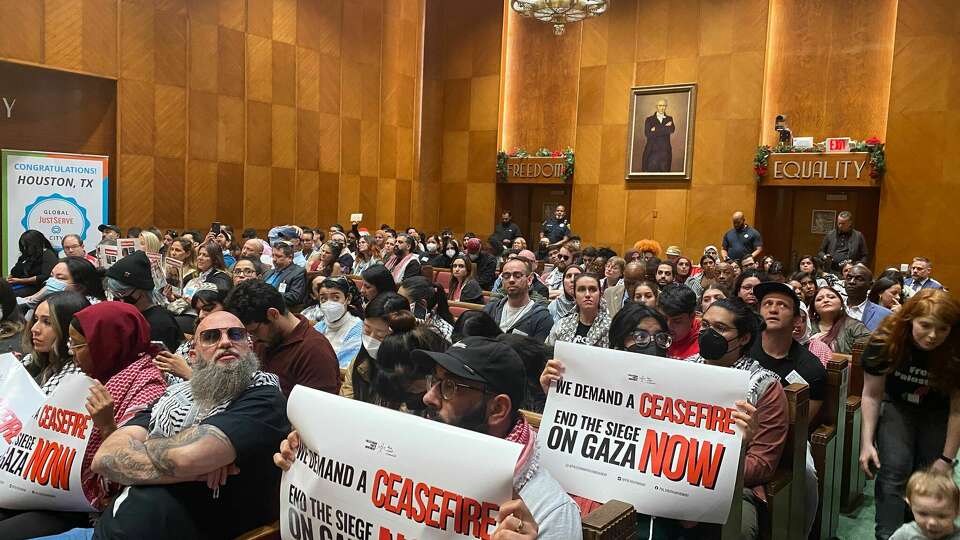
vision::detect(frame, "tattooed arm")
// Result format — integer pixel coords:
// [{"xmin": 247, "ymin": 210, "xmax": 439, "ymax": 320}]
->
[{"xmin": 92, "ymin": 424, "xmax": 237, "ymax": 485}]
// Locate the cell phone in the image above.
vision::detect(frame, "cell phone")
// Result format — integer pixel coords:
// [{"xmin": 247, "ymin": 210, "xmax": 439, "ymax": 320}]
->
[
  {"xmin": 150, "ymin": 340, "xmax": 169, "ymax": 352},
  {"xmin": 211, "ymin": 222, "xmax": 221, "ymax": 235},
  {"xmin": 900, "ymin": 263, "xmax": 909, "ymax": 273}
]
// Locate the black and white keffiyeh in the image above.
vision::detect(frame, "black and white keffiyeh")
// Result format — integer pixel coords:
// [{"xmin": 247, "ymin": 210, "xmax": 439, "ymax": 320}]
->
[{"xmin": 148, "ymin": 370, "xmax": 280, "ymax": 438}]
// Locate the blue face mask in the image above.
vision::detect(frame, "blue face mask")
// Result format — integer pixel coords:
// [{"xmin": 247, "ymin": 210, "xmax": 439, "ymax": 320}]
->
[{"xmin": 45, "ymin": 277, "xmax": 68, "ymax": 293}]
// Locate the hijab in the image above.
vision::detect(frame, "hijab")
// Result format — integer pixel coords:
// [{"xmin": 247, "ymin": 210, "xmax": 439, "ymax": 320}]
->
[{"xmin": 74, "ymin": 301, "xmax": 158, "ymax": 382}]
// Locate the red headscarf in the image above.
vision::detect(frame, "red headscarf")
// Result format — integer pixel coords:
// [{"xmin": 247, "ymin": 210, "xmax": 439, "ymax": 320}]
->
[{"xmin": 74, "ymin": 301, "xmax": 157, "ymax": 382}]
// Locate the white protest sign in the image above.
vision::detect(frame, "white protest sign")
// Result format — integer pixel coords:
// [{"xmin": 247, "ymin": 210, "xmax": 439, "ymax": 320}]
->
[
  {"xmin": 1, "ymin": 149, "xmax": 108, "ymax": 276},
  {"xmin": 0, "ymin": 353, "xmax": 45, "ymax": 452},
  {"xmin": 281, "ymin": 385, "xmax": 522, "ymax": 540},
  {"xmin": 540, "ymin": 342, "xmax": 749, "ymax": 524}
]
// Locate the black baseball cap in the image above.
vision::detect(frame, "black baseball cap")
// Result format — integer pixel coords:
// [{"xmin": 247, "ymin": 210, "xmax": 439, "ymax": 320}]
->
[
  {"xmin": 98, "ymin": 224, "xmax": 121, "ymax": 234},
  {"xmin": 412, "ymin": 336, "xmax": 525, "ymax": 407},
  {"xmin": 754, "ymin": 281, "xmax": 801, "ymax": 315}
]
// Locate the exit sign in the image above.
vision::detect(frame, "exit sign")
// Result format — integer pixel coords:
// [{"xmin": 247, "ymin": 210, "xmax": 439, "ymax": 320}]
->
[{"xmin": 826, "ymin": 137, "xmax": 850, "ymax": 153}]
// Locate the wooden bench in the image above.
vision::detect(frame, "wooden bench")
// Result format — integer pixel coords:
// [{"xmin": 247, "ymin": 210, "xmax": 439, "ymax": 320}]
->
[
  {"xmin": 761, "ymin": 383, "xmax": 810, "ymax": 540},
  {"xmin": 448, "ymin": 300, "xmax": 485, "ymax": 320},
  {"xmin": 520, "ymin": 410, "xmax": 636, "ymax": 539},
  {"xmin": 841, "ymin": 340, "xmax": 868, "ymax": 512},
  {"xmin": 810, "ymin": 356, "xmax": 849, "ymax": 539}
]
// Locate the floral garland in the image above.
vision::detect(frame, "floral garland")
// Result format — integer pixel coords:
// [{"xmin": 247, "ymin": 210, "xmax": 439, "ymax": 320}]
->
[
  {"xmin": 497, "ymin": 147, "xmax": 575, "ymax": 183},
  {"xmin": 753, "ymin": 137, "xmax": 885, "ymax": 180}
]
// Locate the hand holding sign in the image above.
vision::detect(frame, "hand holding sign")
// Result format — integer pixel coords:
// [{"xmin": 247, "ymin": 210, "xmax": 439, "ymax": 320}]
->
[
  {"xmin": 492, "ymin": 499, "xmax": 539, "ymax": 540},
  {"xmin": 85, "ymin": 380, "xmax": 117, "ymax": 437},
  {"xmin": 539, "ymin": 359, "xmax": 565, "ymax": 394}
]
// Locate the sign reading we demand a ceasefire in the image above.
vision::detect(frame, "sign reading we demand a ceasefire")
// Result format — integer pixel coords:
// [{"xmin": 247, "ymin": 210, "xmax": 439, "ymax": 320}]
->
[
  {"xmin": 1, "ymin": 149, "xmax": 108, "ymax": 274},
  {"xmin": 541, "ymin": 342, "xmax": 749, "ymax": 524},
  {"xmin": 281, "ymin": 386, "xmax": 522, "ymax": 540},
  {"xmin": 0, "ymin": 354, "xmax": 97, "ymax": 512}
]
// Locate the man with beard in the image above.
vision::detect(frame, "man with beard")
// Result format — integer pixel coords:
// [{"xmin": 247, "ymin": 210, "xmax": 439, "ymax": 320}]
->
[
  {"xmin": 262, "ymin": 241, "xmax": 307, "ymax": 307},
  {"xmin": 716, "ymin": 260, "xmax": 736, "ymax": 293},
  {"xmin": 91, "ymin": 311, "xmax": 290, "ymax": 539},
  {"xmin": 274, "ymin": 337, "xmax": 581, "ymax": 539},
  {"xmin": 385, "ymin": 233, "xmax": 422, "ymax": 284},
  {"xmin": 603, "ymin": 260, "xmax": 645, "ymax": 317},
  {"xmin": 483, "ymin": 258, "xmax": 554, "ymax": 342},
  {"xmin": 655, "ymin": 261, "xmax": 675, "ymax": 288},
  {"xmin": 544, "ymin": 245, "xmax": 574, "ymax": 293},
  {"xmin": 226, "ymin": 279, "xmax": 340, "ymax": 396}
]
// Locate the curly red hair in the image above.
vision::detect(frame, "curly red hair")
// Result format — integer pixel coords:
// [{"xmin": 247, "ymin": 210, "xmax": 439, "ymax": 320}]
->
[
  {"xmin": 868, "ymin": 289, "xmax": 960, "ymax": 391},
  {"xmin": 633, "ymin": 239, "xmax": 662, "ymax": 258}
]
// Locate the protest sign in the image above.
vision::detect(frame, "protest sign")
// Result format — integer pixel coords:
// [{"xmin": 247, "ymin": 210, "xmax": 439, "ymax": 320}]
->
[
  {"xmin": 540, "ymin": 342, "xmax": 749, "ymax": 524},
  {"xmin": 117, "ymin": 237, "xmax": 140, "ymax": 258},
  {"xmin": 281, "ymin": 385, "xmax": 522, "ymax": 540},
  {"xmin": 0, "ymin": 354, "xmax": 44, "ymax": 451},
  {"xmin": 164, "ymin": 256, "xmax": 184, "ymax": 295},
  {"xmin": 0, "ymin": 355, "xmax": 96, "ymax": 512},
  {"xmin": 97, "ymin": 244, "xmax": 119, "ymax": 269}
]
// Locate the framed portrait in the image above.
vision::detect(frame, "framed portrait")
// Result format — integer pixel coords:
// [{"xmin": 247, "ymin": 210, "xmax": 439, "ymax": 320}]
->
[
  {"xmin": 811, "ymin": 210, "xmax": 837, "ymax": 235},
  {"xmin": 625, "ymin": 83, "xmax": 697, "ymax": 180}
]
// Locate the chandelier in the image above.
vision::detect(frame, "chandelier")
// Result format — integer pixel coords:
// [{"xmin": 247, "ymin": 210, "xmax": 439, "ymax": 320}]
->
[{"xmin": 511, "ymin": 0, "xmax": 609, "ymax": 35}]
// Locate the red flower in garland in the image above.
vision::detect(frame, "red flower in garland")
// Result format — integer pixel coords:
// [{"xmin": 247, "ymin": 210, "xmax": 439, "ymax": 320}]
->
[
  {"xmin": 865, "ymin": 137, "xmax": 882, "ymax": 146},
  {"xmin": 755, "ymin": 166, "xmax": 768, "ymax": 176},
  {"xmin": 551, "ymin": 150, "xmax": 562, "ymax": 157},
  {"xmin": 870, "ymin": 169, "xmax": 880, "ymax": 179}
]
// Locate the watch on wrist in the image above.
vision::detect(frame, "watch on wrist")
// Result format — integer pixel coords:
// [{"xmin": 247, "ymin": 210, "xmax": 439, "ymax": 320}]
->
[{"xmin": 939, "ymin": 454, "xmax": 955, "ymax": 466}]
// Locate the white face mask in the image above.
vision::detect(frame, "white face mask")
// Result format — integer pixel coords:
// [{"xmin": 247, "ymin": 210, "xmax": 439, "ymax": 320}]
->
[
  {"xmin": 362, "ymin": 334, "xmax": 381, "ymax": 360},
  {"xmin": 320, "ymin": 301, "xmax": 347, "ymax": 323},
  {"xmin": 426, "ymin": 242, "xmax": 438, "ymax": 253},
  {"xmin": 445, "ymin": 249, "xmax": 456, "ymax": 258}
]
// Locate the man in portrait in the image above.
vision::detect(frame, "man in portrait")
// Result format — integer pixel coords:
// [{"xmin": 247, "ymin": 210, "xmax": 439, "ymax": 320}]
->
[{"xmin": 641, "ymin": 99, "xmax": 675, "ymax": 172}]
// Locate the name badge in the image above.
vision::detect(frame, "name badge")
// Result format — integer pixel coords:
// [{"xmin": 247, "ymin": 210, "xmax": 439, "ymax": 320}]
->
[
  {"xmin": 785, "ymin": 370, "xmax": 808, "ymax": 386},
  {"xmin": 279, "ymin": 283, "xmax": 287, "ymax": 294}
]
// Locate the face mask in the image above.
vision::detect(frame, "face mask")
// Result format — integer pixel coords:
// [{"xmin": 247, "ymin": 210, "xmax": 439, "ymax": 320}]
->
[
  {"xmin": 698, "ymin": 327, "xmax": 737, "ymax": 361},
  {"xmin": 320, "ymin": 301, "xmax": 347, "ymax": 323},
  {"xmin": 426, "ymin": 242, "xmax": 438, "ymax": 253},
  {"xmin": 469, "ymin": 253, "xmax": 479, "ymax": 261},
  {"xmin": 626, "ymin": 342, "xmax": 666, "ymax": 357},
  {"xmin": 445, "ymin": 249, "xmax": 456, "ymax": 258},
  {"xmin": 119, "ymin": 291, "xmax": 140, "ymax": 305},
  {"xmin": 362, "ymin": 334, "xmax": 381, "ymax": 360},
  {"xmin": 45, "ymin": 277, "xmax": 68, "ymax": 293}
]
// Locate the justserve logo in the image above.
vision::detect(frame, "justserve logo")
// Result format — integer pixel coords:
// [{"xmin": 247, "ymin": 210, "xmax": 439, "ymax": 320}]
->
[{"xmin": 20, "ymin": 194, "xmax": 91, "ymax": 252}]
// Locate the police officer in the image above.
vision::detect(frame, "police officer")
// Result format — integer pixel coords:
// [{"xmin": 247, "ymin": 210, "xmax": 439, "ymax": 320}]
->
[{"xmin": 539, "ymin": 205, "xmax": 571, "ymax": 249}]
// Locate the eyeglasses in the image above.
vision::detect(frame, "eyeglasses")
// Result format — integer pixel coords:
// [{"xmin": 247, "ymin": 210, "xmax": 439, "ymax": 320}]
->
[
  {"xmin": 556, "ymin": 255, "xmax": 570, "ymax": 261},
  {"xmin": 197, "ymin": 327, "xmax": 249, "ymax": 346},
  {"xmin": 500, "ymin": 271, "xmax": 527, "ymax": 281},
  {"xmin": 630, "ymin": 330, "xmax": 673, "ymax": 349},
  {"xmin": 67, "ymin": 338, "xmax": 87, "ymax": 351},
  {"xmin": 233, "ymin": 268, "xmax": 257, "ymax": 276},
  {"xmin": 426, "ymin": 375, "xmax": 486, "ymax": 401}
]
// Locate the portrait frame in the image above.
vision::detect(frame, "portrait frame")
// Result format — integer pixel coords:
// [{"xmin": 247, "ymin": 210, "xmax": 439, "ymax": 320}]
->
[
  {"xmin": 811, "ymin": 210, "xmax": 837, "ymax": 235},
  {"xmin": 625, "ymin": 83, "xmax": 697, "ymax": 180}
]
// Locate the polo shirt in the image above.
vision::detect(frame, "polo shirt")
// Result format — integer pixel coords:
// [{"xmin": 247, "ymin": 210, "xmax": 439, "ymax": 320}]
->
[
  {"xmin": 260, "ymin": 315, "xmax": 341, "ymax": 396},
  {"xmin": 722, "ymin": 226, "xmax": 762, "ymax": 261},
  {"xmin": 540, "ymin": 218, "xmax": 571, "ymax": 244}
]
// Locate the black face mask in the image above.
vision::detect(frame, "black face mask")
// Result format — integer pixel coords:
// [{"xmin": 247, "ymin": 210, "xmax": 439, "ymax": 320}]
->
[
  {"xmin": 120, "ymin": 291, "xmax": 140, "ymax": 305},
  {"xmin": 698, "ymin": 328, "xmax": 738, "ymax": 361},
  {"xmin": 626, "ymin": 342, "xmax": 667, "ymax": 358}
]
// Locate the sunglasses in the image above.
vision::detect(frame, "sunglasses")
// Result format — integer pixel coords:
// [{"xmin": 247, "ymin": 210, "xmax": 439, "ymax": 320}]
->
[{"xmin": 197, "ymin": 327, "xmax": 248, "ymax": 347}]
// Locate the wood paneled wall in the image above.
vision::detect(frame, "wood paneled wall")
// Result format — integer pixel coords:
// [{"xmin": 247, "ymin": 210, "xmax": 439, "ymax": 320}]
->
[
  {"xmin": 0, "ymin": 0, "xmax": 424, "ymax": 233},
  {"xmin": 762, "ymin": 0, "xmax": 898, "ymax": 145},
  {"xmin": 421, "ymin": 0, "xmax": 504, "ymax": 237},
  {"xmin": 876, "ymin": 0, "xmax": 960, "ymax": 288}
]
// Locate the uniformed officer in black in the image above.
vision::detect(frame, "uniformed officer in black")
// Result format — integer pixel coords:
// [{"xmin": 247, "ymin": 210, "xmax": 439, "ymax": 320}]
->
[{"xmin": 540, "ymin": 205, "xmax": 571, "ymax": 248}]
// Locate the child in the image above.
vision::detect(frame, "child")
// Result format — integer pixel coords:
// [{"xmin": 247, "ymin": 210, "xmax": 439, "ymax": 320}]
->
[{"xmin": 891, "ymin": 468, "xmax": 960, "ymax": 540}]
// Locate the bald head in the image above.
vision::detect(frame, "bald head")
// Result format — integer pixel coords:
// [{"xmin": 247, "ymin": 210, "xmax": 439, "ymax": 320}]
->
[
  {"xmin": 622, "ymin": 261, "xmax": 646, "ymax": 299},
  {"xmin": 732, "ymin": 212, "xmax": 745, "ymax": 229},
  {"xmin": 196, "ymin": 310, "xmax": 244, "ymax": 335},
  {"xmin": 241, "ymin": 238, "xmax": 264, "ymax": 258}
]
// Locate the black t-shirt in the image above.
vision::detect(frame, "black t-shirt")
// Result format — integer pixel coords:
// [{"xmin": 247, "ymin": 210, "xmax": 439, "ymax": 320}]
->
[
  {"xmin": 142, "ymin": 305, "xmax": 184, "ymax": 352},
  {"xmin": 862, "ymin": 341, "xmax": 949, "ymax": 410},
  {"xmin": 571, "ymin": 321, "xmax": 592, "ymax": 344},
  {"xmin": 723, "ymin": 226, "xmax": 762, "ymax": 261},
  {"xmin": 94, "ymin": 384, "xmax": 291, "ymax": 540},
  {"xmin": 751, "ymin": 339, "xmax": 827, "ymax": 401}
]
